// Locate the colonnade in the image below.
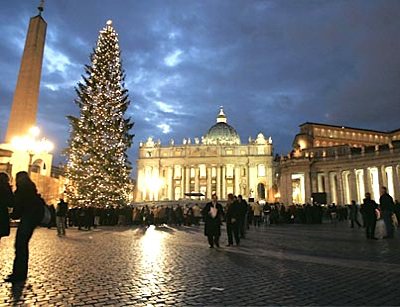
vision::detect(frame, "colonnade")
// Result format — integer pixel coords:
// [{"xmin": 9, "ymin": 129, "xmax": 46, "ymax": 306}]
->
[
  {"xmin": 282, "ymin": 163, "xmax": 400, "ymax": 205},
  {"xmin": 137, "ymin": 162, "xmax": 273, "ymax": 202}
]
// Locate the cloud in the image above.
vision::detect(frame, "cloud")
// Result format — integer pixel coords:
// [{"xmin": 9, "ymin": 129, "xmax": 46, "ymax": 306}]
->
[
  {"xmin": 164, "ymin": 49, "xmax": 183, "ymax": 67},
  {"xmin": 154, "ymin": 101, "xmax": 174, "ymax": 113},
  {"xmin": 1, "ymin": 0, "xmax": 400, "ymax": 171},
  {"xmin": 157, "ymin": 123, "xmax": 171, "ymax": 134}
]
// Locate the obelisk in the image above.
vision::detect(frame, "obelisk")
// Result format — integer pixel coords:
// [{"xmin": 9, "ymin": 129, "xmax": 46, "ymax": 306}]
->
[{"xmin": 4, "ymin": 1, "xmax": 47, "ymax": 142}]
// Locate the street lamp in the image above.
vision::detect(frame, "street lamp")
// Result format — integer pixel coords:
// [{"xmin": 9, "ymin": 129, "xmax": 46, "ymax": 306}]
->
[{"xmin": 11, "ymin": 126, "xmax": 54, "ymax": 175}]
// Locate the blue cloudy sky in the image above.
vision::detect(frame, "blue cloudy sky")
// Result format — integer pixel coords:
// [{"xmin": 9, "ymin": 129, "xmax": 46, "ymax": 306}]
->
[{"xmin": 1, "ymin": 0, "xmax": 400, "ymax": 171}]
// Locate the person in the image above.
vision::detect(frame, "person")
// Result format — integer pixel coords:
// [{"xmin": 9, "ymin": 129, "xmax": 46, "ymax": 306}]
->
[
  {"xmin": 56, "ymin": 199, "xmax": 68, "ymax": 236},
  {"xmin": 251, "ymin": 201, "xmax": 262, "ymax": 227},
  {"xmin": 225, "ymin": 193, "xmax": 241, "ymax": 246},
  {"xmin": 360, "ymin": 192, "xmax": 378, "ymax": 240},
  {"xmin": 349, "ymin": 200, "xmax": 361, "ymax": 228},
  {"xmin": 395, "ymin": 200, "xmax": 400, "ymax": 228},
  {"xmin": 0, "ymin": 172, "xmax": 14, "ymax": 241},
  {"xmin": 379, "ymin": 186, "xmax": 395, "ymax": 239},
  {"xmin": 192, "ymin": 203, "xmax": 202, "ymax": 225},
  {"xmin": 5, "ymin": 171, "xmax": 43, "ymax": 283},
  {"xmin": 237, "ymin": 195, "xmax": 248, "ymax": 238},
  {"xmin": 202, "ymin": 194, "xmax": 224, "ymax": 248}
]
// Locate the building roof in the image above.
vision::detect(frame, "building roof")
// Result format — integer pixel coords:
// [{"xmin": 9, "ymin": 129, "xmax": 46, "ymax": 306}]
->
[{"xmin": 299, "ymin": 122, "xmax": 400, "ymax": 135}]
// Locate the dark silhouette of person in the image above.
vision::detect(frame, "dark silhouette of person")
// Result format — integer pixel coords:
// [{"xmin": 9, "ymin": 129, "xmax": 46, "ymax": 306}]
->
[
  {"xmin": 56, "ymin": 199, "xmax": 68, "ymax": 236},
  {"xmin": 394, "ymin": 200, "xmax": 400, "ymax": 228},
  {"xmin": 202, "ymin": 194, "xmax": 224, "ymax": 248},
  {"xmin": 379, "ymin": 186, "xmax": 395, "ymax": 238},
  {"xmin": 0, "ymin": 172, "xmax": 14, "ymax": 241},
  {"xmin": 360, "ymin": 192, "xmax": 378, "ymax": 240},
  {"xmin": 5, "ymin": 171, "xmax": 43, "ymax": 283},
  {"xmin": 226, "ymin": 193, "xmax": 241, "ymax": 246},
  {"xmin": 237, "ymin": 195, "xmax": 248, "ymax": 238},
  {"xmin": 349, "ymin": 200, "xmax": 362, "ymax": 228}
]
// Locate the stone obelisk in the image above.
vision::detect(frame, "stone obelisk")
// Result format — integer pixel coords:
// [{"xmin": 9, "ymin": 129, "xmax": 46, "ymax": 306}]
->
[{"xmin": 4, "ymin": 1, "xmax": 47, "ymax": 143}]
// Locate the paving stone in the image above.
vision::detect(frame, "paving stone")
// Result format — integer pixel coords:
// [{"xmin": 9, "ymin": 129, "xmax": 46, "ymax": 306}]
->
[{"xmin": 0, "ymin": 223, "xmax": 400, "ymax": 305}]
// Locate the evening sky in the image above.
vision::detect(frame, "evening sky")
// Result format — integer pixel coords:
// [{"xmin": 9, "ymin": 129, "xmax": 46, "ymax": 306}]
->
[{"xmin": 1, "ymin": 0, "xmax": 399, "ymax": 172}]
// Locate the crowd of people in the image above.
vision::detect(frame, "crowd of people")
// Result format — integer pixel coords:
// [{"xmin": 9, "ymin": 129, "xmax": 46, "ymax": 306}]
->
[
  {"xmin": 44, "ymin": 202, "xmax": 205, "ymax": 231},
  {"xmin": 1, "ymin": 169, "xmax": 399, "ymax": 283}
]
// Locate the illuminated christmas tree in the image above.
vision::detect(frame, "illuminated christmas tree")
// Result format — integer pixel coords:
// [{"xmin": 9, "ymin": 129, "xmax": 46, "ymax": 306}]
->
[{"xmin": 66, "ymin": 20, "xmax": 134, "ymax": 207}]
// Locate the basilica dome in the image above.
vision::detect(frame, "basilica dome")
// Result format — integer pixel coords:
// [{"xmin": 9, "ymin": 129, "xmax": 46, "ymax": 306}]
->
[{"xmin": 203, "ymin": 107, "xmax": 241, "ymax": 145}]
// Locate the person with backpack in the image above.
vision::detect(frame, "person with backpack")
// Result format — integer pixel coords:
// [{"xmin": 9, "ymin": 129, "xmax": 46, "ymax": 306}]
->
[
  {"xmin": 56, "ymin": 199, "xmax": 68, "ymax": 236},
  {"xmin": 5, "ymin": 171, "xmax": 43, "ymax": 283}
]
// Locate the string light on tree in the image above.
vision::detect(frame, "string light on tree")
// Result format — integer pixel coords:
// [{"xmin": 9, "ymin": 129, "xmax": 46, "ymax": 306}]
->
[{"xmin": 66, "ymin": 20, "xmax": 134, "ymax": 207}]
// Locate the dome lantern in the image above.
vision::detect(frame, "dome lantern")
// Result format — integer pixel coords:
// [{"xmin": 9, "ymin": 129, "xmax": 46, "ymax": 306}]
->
[
  {"xmin": 202, "ymin": 107, "xmax": 241, "ymax": 145},
  {"xmin": 216, "ymin": 106, "xmax": 227, "ymax": 123}
]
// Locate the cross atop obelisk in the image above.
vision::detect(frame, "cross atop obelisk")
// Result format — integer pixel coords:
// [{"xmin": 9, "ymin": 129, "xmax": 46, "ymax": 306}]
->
[{"xmin": 4, "ymin": 1, "xmax": 47, "ymax": 142}]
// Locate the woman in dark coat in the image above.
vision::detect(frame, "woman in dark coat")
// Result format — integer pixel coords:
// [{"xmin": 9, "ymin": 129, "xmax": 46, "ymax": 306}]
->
[
  {"xmin": 5, "ymin": 171, "xmax": 43, "ymax": 283},
  {"xmin": 0, "ymin": 172, "xmax": 14, "ymax": 240},
  {"xmin": 202, "ymin": 194, "xmax": 224, "ymax": 248}
]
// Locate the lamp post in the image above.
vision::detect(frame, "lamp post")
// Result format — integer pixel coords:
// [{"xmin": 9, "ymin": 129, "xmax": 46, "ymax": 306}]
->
[{"xmin": 11, "ymin": 126, "xmax": 54, "ymax": 175}]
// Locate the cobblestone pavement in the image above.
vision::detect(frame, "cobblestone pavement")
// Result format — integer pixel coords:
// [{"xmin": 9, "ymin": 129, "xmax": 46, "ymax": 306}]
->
[{"xmin": 1, "ymin": 221, "xmax": 400, "ymax": 306}]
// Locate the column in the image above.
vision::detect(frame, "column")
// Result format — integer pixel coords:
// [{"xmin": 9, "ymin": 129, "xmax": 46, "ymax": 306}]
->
[
  {"xmin": 180, "ymin": 166, "xmax": 185, "ymax": 199},
  {"xmin": 392, "ymin": 165, "xmax": 400, "ymax": 201},
  {"xmin": 336, "ymin": 170, "xmax": 344, "ymax": 205},
  {"xmin": 378, "ymin": 165, "xmax": 385, "ymax": 191},
  {"xmin": 363, "ymin": 168, "xmax": 371, "ymax": 197},
  {"xmin": 324, "ymin": 172, "xmax": 331, "ymax": 204},
  {"xmin": 216, "ymin": 165, "xmax": 221, "ymax": 199},
  {"xmin": 167, "ymin": 166, "xmax": 173, "ymax": 200},
  {"xmin": 245, "ymin": 165, "xmax": 250, "ymax": 197},
  {"xmin": 329, "ymin": 172, "xmax": 337, "ymax": 205},
  {"xmin": 207, "ymin": 167, "xmax": 212, "ymax": 199},
  {"xmin": 152, "ymin": 167, "xmax": 159, "ymax": 201},
  {"xmin": 305, "ymin": 171, "xmax": 311, "ymax": 204},
  {"xmin": 349, "ymin": 170, "xmax": 358, "ymax": 203},
  {"xmin": 194, "ymin": 167, "xmax": 200, "ymax": 192},
  {"xmin": 310, "ymin": 172, "xmax": 318, "ymax": 194},
  {"xmin": 249, "ymin": 163, "xmax": 257, "ymax": 199},
  {"xmin": 222, "ymin": 165, "xmax": 226, "ymax": 199},
  {"xmin": 317, "ymin": 173, "xmax": 324, "ymax": 192},
  {"xmin": 235, "ymin": 166, "xmax": 241, "ymax": 196},
  {"xmin": 286, "ymin": 173, "xmax": 292, "ymax": 205},
  {"xmin": 185, "ymin": 166, "xmax": 190, "ymax": 193}
]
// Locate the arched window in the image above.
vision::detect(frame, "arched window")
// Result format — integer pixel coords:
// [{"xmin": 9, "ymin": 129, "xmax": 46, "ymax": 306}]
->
[{"xmin": 257, "ymin": 183, "xmax": 266, "ymax": 200}]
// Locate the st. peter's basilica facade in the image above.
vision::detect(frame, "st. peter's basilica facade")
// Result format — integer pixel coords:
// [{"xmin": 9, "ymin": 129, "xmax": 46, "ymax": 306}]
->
[{"xmin": 135, "ymin": 108, "xmax": 275, "ymax": 202}]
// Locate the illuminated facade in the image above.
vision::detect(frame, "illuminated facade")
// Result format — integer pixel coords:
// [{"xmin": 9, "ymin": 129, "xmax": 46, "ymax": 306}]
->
[
  {"xmin": 136, "ymin": 108, "xmax": 275, "ymax": 202},
  {"xmin": 279, "ymin": 123, "xmax": 400, "ymax": 205}
]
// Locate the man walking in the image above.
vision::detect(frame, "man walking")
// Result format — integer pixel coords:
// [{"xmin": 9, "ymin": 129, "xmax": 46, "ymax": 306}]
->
[
  {"xmin": 361, "ymin": 192, "xmax": 378, "ymax": 240},
  {"xmin": 237, "ymin": 195, "xmax": 248, "ymax": 238},
  {"xmin": 349, "ymin": 200, "xmax": 362, "ymax": 228},
  {"xmin": 379, "ymin": 187, "xmax": 395, "ymax": 239},
  {"xmin": 56, "ymin": 199, "xmax": 68, "ymax": 236},
  {"xmin": 202, "ymin": 194, "xmax": 224, "ymax": 248}
]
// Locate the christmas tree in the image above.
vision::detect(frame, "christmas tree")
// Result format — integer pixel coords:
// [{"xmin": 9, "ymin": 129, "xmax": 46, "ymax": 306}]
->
[{"xmin": 66, "ymin": 20, "xmax": 134, "ymax": 207}]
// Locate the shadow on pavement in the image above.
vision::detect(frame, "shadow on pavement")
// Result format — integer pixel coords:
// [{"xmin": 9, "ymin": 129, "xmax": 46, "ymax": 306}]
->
[{"xmin": 10, "ymin": 281, "xmax": 25, "ymax": 306}]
